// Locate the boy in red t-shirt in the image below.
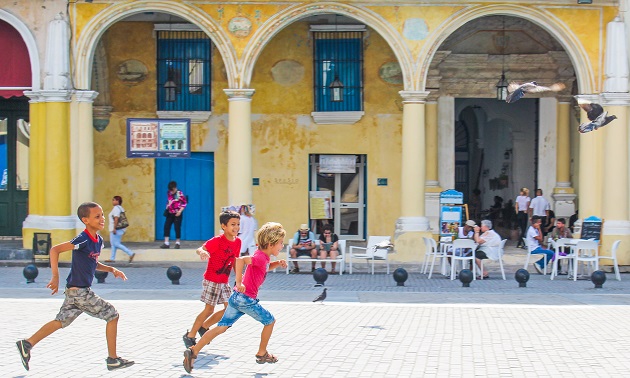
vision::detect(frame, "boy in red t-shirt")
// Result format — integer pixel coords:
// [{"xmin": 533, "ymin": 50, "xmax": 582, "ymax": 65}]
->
[
  {"xmin": 183, "ymin": 222, "xmax": 288, "ymax": 373},
  {"xmin": 182, "ymin": 211, "xmax": 241, "ymax": 348}
]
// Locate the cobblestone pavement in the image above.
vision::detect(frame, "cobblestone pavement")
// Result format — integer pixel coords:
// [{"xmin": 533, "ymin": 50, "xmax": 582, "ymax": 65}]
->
[{"xmin": 2, "ymin": 265, "xmax": 630, "ymax": 377}]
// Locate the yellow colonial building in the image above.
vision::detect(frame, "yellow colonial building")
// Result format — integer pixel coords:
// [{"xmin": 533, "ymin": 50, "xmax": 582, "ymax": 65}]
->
[{"xmin": 1, "ymin": 0, "xmax": 629, "ymax": 267}]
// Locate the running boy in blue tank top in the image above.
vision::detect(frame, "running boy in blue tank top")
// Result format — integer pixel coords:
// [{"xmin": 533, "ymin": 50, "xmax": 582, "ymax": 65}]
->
[{"xmin": 16, "ymin": 202, "xmax": 134, "ymax": 372}]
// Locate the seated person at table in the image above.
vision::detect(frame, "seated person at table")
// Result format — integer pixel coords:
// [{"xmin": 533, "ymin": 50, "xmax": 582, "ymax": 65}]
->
[
  {"xmin": 289, "ymin": 224, "xmax": 317, "ymax": 274},
  {"xmin": 318, "ymin": 225, "xmax": 340, "ymax": 273},
  {"xmin": 527, "ymin": 216, "xmax": 555, "ymax": 274},
  {"xmin": 549, "ymin": 218, "xmax": 573, "ymax": 274},
  {"xmin": 458, "ymin": 220, "xmax": 476, "ymax": 239},
  {"xmin": 473, "ymin": 220, "xmax": 502, "ymax": 279}
]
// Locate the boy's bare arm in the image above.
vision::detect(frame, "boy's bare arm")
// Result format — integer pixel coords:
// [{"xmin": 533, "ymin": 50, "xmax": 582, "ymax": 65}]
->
[
  {"xmin": 97, "ymin": 261, "xmax": 128, "ymax": 281},
  {"xmin": 46, "ymin": 241, "xmax": 74, "ymax": 295},
  {"xmin": 269, "ymin": 259, "xmax": 287, "ymax": 270},
  {"xmin": 234, "ymin": 256, "xmax": 251, "ymax": 292},
  {"xmin": 196, "ymin": 245, "xmax": 209, "ymax": 260}
]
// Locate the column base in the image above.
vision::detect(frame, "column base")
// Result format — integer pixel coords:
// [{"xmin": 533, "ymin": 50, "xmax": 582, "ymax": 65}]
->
[
  {"xmin": 601, "ymin": 220, "xmax": 630, "ymax": 268},
  {"xmin": 424, "ymin": 192, "xmax": 441, "ymax": 234},
  {"xmin": 552, "ymin": 192, "xmax": 576, "ymax": 219},
  {"xmin": 23, "ymin": 215, "xmax": 82, "ymax": 261},
  {"xmin": 395, "ymin": 216, "xmax": 431, "ymax": 235}
]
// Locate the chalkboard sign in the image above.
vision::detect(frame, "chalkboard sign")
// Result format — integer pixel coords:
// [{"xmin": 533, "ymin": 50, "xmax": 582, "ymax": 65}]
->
[{"xmin": 580, "ymin": 216, "xmax": 603, "ymax": 241}]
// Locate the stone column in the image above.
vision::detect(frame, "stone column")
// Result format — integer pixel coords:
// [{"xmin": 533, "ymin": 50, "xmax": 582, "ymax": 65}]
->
[
  {"xmin": 576, "ymin": 94, "xmax": 604, "ymax": 219},
  {"xmin": 224, "ymin": 89, "xmax": 255, "ymax": 206},
  {"xmin": 394, "ymin": 91, "xmax": 432, "ymax": 263},
  {"xmin": 424, "ymin": 98, "xmax": 442, "ymax": 232},
  {"xmin": 73, "ymin": 91, "xmax": 98, "ymax": 229},
  {"xmin": 552, "ymin": 100, "xmax": 576, "ymax": 219}
]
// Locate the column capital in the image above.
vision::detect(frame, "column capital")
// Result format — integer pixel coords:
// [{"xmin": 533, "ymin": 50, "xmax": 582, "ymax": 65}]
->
[
  {"xmin": 399, "ymin": 91, "xmax": 430, "ymax": 104},
  {"xmin": 26, "ymin": 90, "xmax": 73, "ymax": 102},
  {"xmin": 574, "ymin": 94, "xmax": 600, "ymax": 104},
  {"xmin": 601, "ymin": 92, "xmax": 630, "ymax": 106},
  {"xmin": 75, "ymin": 90, "xmax": 99, "ymax": 103},
  {"xmin": 224, "ymin": 89, "xmax": 255, "ymax": 101}
]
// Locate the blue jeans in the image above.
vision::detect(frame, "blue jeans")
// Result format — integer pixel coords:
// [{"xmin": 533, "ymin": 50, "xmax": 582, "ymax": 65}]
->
[
  {"xmin": 218, "ymin": 291, "xmax": 275, "ymax": 327},
  {"xmin": 110, "ymin": 229, "xmax": 133, "ymax": 259},
  {"xmin": 532, "ymin": 247, "xmax": 554, "ymax": 268}
]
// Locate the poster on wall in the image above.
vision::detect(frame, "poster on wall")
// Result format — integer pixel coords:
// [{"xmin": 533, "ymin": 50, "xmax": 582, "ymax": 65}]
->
[
  {"xmin": 440, "ymin": 205, "xmax": 464, "ymax": 237},
  {"xmin": 319, "ymin": 155, "xmax": 356, "ymax": 173},
  {"xmin": 309, "ymin": 191, "xmax": 333, "ymax": 219},
  {"xmin": 126, "ymin": 118, "xmax": 191, "ymax": 158}
]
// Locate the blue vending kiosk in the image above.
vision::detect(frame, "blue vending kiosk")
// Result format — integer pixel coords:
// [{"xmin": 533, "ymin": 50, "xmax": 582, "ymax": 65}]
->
[{"xmin": 440, "ymin": 189, "xmax": 466, "ymax": 240}]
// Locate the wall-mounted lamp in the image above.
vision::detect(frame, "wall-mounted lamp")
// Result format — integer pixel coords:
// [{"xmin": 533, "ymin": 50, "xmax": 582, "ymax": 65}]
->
[
  {"xmin": 329, "ymin": 75, "xmax": 344, "ymax": 102},
  {"xmin": 504, "ymin": 149, "xmax": 512, "ymax": 160},
  {"xmin": 495, "ymin": 17, "xmax": 509, "ymax": 101}
]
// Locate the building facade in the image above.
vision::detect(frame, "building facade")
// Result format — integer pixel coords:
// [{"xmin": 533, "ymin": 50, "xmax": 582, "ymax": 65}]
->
[{"xmin": 1, "ymin": 0, "xmax": 628, "ymax": 266}]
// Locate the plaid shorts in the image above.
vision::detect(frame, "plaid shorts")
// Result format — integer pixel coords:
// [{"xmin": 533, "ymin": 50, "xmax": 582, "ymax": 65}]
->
[
  {"xmin": 200, "ymin": 279, "xmax": 231, "ymax": 305},
  {"xmin": 55, "ymin": 288, "xmax": 118, "ymax": 328}
]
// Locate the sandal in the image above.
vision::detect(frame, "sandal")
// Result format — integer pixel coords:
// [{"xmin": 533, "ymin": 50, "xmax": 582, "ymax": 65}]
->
[
  {"xmin": 255, "ymin": 352, "xmax": 279, "ymax": 364},
  {"xmin": 183, "ymin": 348, "xmax": 197, "ymax": 373},
  {"xmin": 330, "ymin": 270, "xmax": 336, "ymax": 274}
]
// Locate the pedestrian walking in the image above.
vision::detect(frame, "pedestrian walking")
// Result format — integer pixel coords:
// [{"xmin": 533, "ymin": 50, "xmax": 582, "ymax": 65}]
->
[
  {"xmin": 515, "ymin": 187, "xmax": 531, "ymax": 248},
  {"xmin": 161, "ymin": 181, "xmax": 187, "ymax": 249},
  {"xmin": 183, "ymin": 222, "xmax": 288, "ymax": 373},
  {"xmin": 16, "ymin": 202, "xmax": 134, "ymax": 371},
  {"xmin": 106, "ymin": 195, "xmax": 135, "ymax": 262},
  {"xmin": 183, "ymin": 211, "xmax": 241, "ymax": 348}
]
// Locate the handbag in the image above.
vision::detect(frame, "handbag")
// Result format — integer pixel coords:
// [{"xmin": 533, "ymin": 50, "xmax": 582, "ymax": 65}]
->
[
  {"xmin": 163, "ymin": 209, "xmax": 170, "ymax": 217},
  {"xmin": 115, "ymin": 206, "xmax": 129, "ymax": 229}
]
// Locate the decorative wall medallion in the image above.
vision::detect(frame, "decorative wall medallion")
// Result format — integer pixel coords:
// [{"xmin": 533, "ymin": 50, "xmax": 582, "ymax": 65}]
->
[
  {"xmin": 271, "ymin": 60, "xmax": 304, "ymax": 86},
  {"xmin": 116, "ymin": 59, "xmax": 148, "ymax": 85},
  {"xmin": 378, "ymin": 62, "xmax": 403, "ymax": 85},
  {"xmin": 403, "ymin": 18, "xmax": 429, "ymax": 41},
  {"xmin": 228, "ymin": 17, "xmax": 252, "ymax": 38}
]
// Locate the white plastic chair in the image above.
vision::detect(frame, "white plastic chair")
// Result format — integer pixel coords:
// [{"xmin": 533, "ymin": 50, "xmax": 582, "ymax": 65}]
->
[
  {"xmin": 349, "ymin": 236, "xmax": 391, "ymax": 274},
  {"xmin": 479, "ymin": 239, "xmax": 507, "ymax": 280},
  {"xmin": 421, "ymin": 237, "xmax": 433, "ymax": 274},
  {"xmin": 573, "ymin": 240, "xmax": 599, "ymax": 281},
  {"xmin": 597, "ymin": 240, "xmax": 621, "ymax": 281},
  {"xmin": 450, "ymin": 239, "xmax": 477, "ymax": 280},
  {"xmin": 335, "ymin": 240, "xmax": 346, "ymax": 275},
  {"xmin": 550, "ymin": 238, "xmax": 574, "ymax": 280},
  {"xmin": 424, "ymin": 237, "xmax": 448, "ymax": 279}
]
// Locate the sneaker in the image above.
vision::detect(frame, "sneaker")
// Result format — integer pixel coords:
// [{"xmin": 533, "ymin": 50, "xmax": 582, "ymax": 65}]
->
[
  {"xmin": 160, "ymin": 244, "xmax": 170, "ymax": 249},
  {"xmin": 175, "ymin": 244, "xmax": 181, "ymax": 249},
  {"xmin": 16, "ymin": 339, "xmax": 32, "ymax": 371},
  {"xmin": 183, "ymin": 331, "xmax": 196, "ymax": 348},
  {"xmin": 290, "ymin": 267, "xmax": 299, "ymax": 274},
  {"xmin": 106, "ymin": 357, "xmax": 134, "ymax": 371},
  {"xmin": 183, "ymin": 348, "xmax": 196, "ymax": 373},
  {"xmin": 128, "ymin": 253, "xmax": 136, "ymax": 263},
  {"xmin": 198, "ymin": 327, "xmax": 207, "ymax": 338},
  {"xmin": 533, "ymin": 263, "xmax": 543, "ymax": 275}
]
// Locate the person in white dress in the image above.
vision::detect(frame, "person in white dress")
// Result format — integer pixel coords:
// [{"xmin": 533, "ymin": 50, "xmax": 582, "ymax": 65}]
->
[{"xmin": 238, "ymin": 205, "xmax": 257, "ymax": 256}]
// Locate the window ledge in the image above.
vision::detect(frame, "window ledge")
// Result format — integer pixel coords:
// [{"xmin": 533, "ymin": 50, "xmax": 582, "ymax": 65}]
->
[
  {"xmin": 157, "ymin": 111, "xmax": 211, "ymax": 123},
  {"xmin": 311, "ymin": 111, "xmax": 364, "ymax": 125}
]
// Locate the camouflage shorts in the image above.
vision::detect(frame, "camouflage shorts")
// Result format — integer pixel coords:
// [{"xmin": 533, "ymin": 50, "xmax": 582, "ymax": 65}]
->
[{"xmin": 55, "ymin": 288, "xmax": 118, "ymax": 328}]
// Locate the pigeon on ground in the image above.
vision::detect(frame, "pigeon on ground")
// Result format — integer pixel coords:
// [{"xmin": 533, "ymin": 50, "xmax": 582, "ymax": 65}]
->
[
  {"xmin": 577, "ymin": 103, "xmax": 617, "ymax": 134},
  {"xmin": 313, "ymin": 288, "xmax": 327, "ymax": 303},
  {"xmin": 505, "ymin": 81, "xmax": 565, "ymax": 103}
]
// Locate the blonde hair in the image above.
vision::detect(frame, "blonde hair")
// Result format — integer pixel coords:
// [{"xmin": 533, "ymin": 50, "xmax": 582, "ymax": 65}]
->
[
  {"xmin": 256, "ymin": 222, "xmax": 286, "ymax": 250},
  {"xmin": 521, "ymin": 187, "xmax": 529, "ymax": 196}
]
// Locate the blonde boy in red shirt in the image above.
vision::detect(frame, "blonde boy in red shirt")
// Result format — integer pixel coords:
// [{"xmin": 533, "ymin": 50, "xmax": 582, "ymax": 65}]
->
[
  {"xmin": 183, "ymin": 222, "xmax": 288, "ymax": 373},
  {"xmin": 183, "ymin": 211, "xmax": 241, "ymax": 348}
]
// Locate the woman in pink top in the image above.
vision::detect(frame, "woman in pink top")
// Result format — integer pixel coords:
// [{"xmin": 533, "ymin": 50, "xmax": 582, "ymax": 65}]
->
[
  {"xmin": 160, "ymin": 181, "xmax": 187, "ymax": 249},
  {"xmin": 183, "ymin": 222, "xmax": 288, "ymax": 374},
  {"xmin": 515, "ymin": 187, "xmax": 531, "ymax": 249}
]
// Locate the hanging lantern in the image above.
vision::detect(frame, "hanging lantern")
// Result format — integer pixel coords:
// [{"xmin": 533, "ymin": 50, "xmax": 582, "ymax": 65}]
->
[
  {"xmin": 164, "ymin": 80, "xmax": 177, "ymax": 102},
  {"xmin": 496, "ymin": 73, "xmax": 508, "ymax": 101},
  {"xmin": 329, "ymin": 75, "xmax": 344, "ymax": 102}
]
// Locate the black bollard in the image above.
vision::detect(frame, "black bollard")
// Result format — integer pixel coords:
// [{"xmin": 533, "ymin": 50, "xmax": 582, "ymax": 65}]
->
[
  {"xmin": 23, "ymin": 264, "xmax": 39, "ymax": 284},
  {"xmin": 459, "ymin": 269, "xmax": 473, "ymax": 287},
  {"xmin": 94, "ymin": 271, "xmax": 108, "ymax": 284},
  {"xmin": 166, "ymin": 266, "xmax": 182, "ymax": 285},
  {"xmin": 393, "ymin": 268, "xmax": 408, "ymax": 286},
  {"xmin": 515, "ymin": 268, "xmax": 530, "ymax": 288},
  {"xmin": 313, "ymin": 268, "xmax": 328, "ymax": 287},
  {"xmin": 591, "ymin": 270, "xmax": 606, "ymax": 288}
]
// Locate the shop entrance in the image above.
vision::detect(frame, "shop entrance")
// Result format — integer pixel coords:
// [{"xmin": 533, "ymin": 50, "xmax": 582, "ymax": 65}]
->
[{"xmin": 309, "ymin": 155, "xmax": 366, "ymax": 240}]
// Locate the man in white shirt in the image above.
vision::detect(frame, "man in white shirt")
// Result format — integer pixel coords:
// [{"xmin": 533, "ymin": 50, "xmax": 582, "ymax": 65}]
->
[
  {"xmin": 526, "ymin": 216, "xmax": 555, "ymax": 274},
  {"xmin": 473, "ymin": 220, "xmax": 502, "ymax": 278},
  {"xmin": 528, "ymin": 188, "xmax": 550, "ymax": 235}
]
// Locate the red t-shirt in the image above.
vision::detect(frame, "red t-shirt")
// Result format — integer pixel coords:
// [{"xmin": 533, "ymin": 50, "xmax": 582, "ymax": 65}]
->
[
  {"xmin": 242, "ymin": 249, "xmax": 270, "ymax": 299},
  {"xmin": 202, "ymin": 234, "xmax": 241, "ymax": 283}
]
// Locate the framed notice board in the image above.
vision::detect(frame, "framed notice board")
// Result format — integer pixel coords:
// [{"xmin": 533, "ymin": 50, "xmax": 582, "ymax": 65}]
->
[{"xmin": 580, "ymin": 216, "xmax": 603, "ymax": 241}]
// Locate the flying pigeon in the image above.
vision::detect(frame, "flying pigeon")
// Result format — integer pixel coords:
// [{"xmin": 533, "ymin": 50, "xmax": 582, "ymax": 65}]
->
[
  {"xmin": 505, "ymin": 81, "xmax": 565, "ymax": 103},
  {"xmin": 578, "ymin": 103, "xmax": 617, "ymax": 134},
  {"xmin": 313, "ymin": 288, "xmax": 327, "ymax": 303}
]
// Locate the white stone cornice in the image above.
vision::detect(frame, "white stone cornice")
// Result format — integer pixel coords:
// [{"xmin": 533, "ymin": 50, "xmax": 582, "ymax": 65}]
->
[
  {"xmin": 38, "ymin": 90, "xmax": 73, "ymax": 102},
  {"xmin": 601, "ymin": 92, "xmax": 630, "ymax": 106},
  {"xmin": 23, "ymin": 215, "xmax": 78, "ymax": 230},
  {"xmin": 399, "ymin": 91, "xmax": 431, "ymax": 104},
  {"xmin": 23, "ymin": 91, "xmax": 43, "ymax": 103},
  {"xmin": 157, "ymin": 111, "xmax": 211, "ymax": 123},
  {"xmin": 75, "ymin": 90, "xmax": 99, "ymax": 103},
  {"xmin": 224, "ymin": 89, "xmax": 256, "ymax": 101},
  {"xmin": 574, "ymin": 94, "xmax": 601, "ymax": 104},
  {"xmin": 395, "ymin": 216, "xmax": 431, "ymax": 234},
  {"xmin": 311, "ymin": 111, "xmax": 365, "ymax": 125}
]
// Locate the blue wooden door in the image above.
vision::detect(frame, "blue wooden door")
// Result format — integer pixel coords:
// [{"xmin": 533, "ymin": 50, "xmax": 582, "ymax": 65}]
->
[{"xmin": 155, "ymin": 152, "xmax": 214, "ymax": 240}]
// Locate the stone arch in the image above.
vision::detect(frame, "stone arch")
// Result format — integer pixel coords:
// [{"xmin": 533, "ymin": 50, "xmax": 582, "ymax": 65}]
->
[
  {"xmin": 417, "ymin": 4, "xmax": 595, "ymax": 94},
  {"xmin": 240, "ymin": 2, "xmax": 413, "ymax": 90},
  {"xmin": 74, "ymin": 1, "xmax": 238, "ymax": 89},
  {"xmin": 0, "ymin": 10, "xmax": 41, "ymax": 91}
]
